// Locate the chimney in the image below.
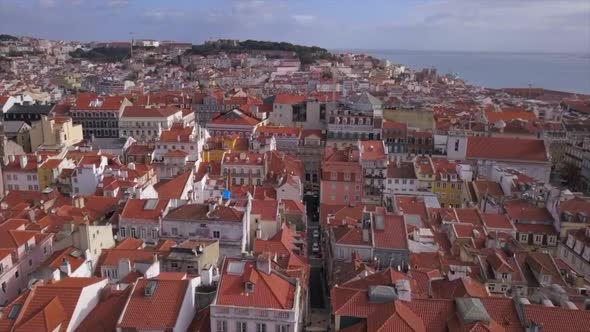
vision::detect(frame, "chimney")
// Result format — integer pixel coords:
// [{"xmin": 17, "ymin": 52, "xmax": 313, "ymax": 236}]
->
[
  {"xmin": 60, "ymin": 258, "xmax": 72, "ymax": 276},
  {"xmin": 201, "ymin": 265, "xmax": 214, "ymax": 286},
  {"xmin": 8, "ymin": 155, "xmax": 15, "ymax": 163},
  {"xmin": 19, "ymin": 155, "xmax": 28, "ymax": 169},
  {"xmin": 128, "ymin": 162, "xmax": 136, "ymax": 170},
  {"xmin": 375, "ymin": 214, "xmax": 385, "ymax": 230},
  {"xmin": 27, "ymin": 209, "xmax": 36, "ymax": 223},
  {"xmin": 72, "ymin": 196, "xmax": 85, "ymax": 209},
  {"xmin": 362, "ymin": 228, "xmax": 370, "ymax": 243},
  {"xmin": 256, "ymin": 253, "xmax": 272, "ymax": 275},
  {"xmin": 117, "ymin": 258, "xmax": 132, "ymax": 279}
]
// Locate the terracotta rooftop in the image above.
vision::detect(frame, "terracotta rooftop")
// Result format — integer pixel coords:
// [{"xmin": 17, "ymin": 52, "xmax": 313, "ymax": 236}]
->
[
  {"xmin": 466, "ymin": 136, "xmax": 548, "ymax": 162},
  {"xmin": 118, "ymin": 278, "xmax": 189, "ymax": 330},
  {"xmin": 216, "ymin": 258, "xmax": 296, "ymax": 309}
]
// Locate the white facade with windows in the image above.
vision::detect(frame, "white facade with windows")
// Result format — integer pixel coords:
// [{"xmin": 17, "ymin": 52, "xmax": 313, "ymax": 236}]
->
[
  {"xmin": 71, "ymin": 156, "xmax": 108, "ymax": 195},
  {"xmin": 3, "ymin": 169, "xmax": 39, "ymax": 192}
]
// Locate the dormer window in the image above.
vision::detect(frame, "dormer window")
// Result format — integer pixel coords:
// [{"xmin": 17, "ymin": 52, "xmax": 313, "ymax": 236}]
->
[
  {"xmin": 245, "ymin": 282, "xmax": 254, "ymax": 293},
  {"xmin": 579, "ymin": 212, "xmax": 588, "ymax": 223},
  {"xmin": 563, "ymin": 211, "xmax": 573, "ymax": 222}
]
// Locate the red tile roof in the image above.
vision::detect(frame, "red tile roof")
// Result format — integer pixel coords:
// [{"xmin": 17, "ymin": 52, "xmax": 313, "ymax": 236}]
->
[
  {"xmin": 72, "ymin": 95, "xmax": 127, "ymax": 111},
  {"xmin": 115, "ymin": 237, "xmax": 144, "ymax": 249},
  {"xmin": 74, "ymin": 287, "xmax": 132, "ymax": 332},
  {"xmin": 251, "ymin": 199, "xmax": 278, "ymax": 220},
  {"xmin": 466, "ymin": 136, "xmax": 548, "ymax": 162},
  {"xmin": 118, "ymin": 278, "xmax": 189, "ymax": 330},
  {"xmin": 121, "ymin": 105, "xmax": 181, "ymax": 118},
  {"xmin": 120, "ymin": 199, "xmax": 169, "ymax": 221},
  {"xmin": 274, "ymin": 94, "xmax": 307, "ymax": 104},
  {"xmin": 95, "ymin": 249, "xmax": 157, "ymax": 272},
  {"xmin": 373, "ymin": 215, "xmax": 408, "ymax": 250},
  {"xmin": 208, "ymin": 108, "xmax": 260, "ymax": 127},
  {"xmin": 155, "ymin": 171, "xmax": 192, "ymax": 199},
  {"xmin": 481, "ymin": 213, "xmax": 515, "ymax": 230},
  {"xmin": 485, "ymin": 109, "xmax": 536, "ymax": 122},
  {"xmin": 188, "ymin": 307, "xmax": 211, "ymax": 332},
  {"xmin": 8, "ymin": 277, "xmax": 106, "ymax": 332},
  {"xmin": 559, "ymin": 196, "xmax": 590, "ymax": 223},
  {"xmin": 165, "ymin": 203, "xmax": 243, "ymax": 222},
  {"xmin": 159, "ymin": 125, "xmax": 195, "ymax": 142},
  {"xmin": 504, "ymin": 199, "xmax": 553, "ymax": 222},
  {"xmin": 487, "ymin": 251, "xmax": 514, "ymax": 273},
  {"xmin": 359, "ymin": 140, "xmax": 386, "ymax": 161},
  {"xmin": 429, "ymin": 277, "xmax": 488, "ymax": 299},
  {"xmin": 43, "ymin": 247, "xmax": 86, "ymax": 272},
  {"xmin": 216, "ymin": 258, "xmax": 296, "ymax": 309},
  {"xmin": 523, "ymin": 303, "xmax": 590, "ymax": 331}
]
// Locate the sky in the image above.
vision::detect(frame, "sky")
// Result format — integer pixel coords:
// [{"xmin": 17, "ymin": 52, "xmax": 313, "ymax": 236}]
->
[{"xmin": 1, "ymin": 0, "xmax": 589, "ymax": 53}]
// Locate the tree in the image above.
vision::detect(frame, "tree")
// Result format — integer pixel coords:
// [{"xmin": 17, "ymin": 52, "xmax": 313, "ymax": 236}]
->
[{"xmin": 561, "ymin": 162, "xmax": 580, "ymax": 189}]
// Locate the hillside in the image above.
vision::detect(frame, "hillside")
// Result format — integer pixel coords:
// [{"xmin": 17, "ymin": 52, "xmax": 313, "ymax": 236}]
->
[
  {"xmin": 187, "ymin": 39, "xmax": 331, "ymax": 64},
  {"xmin": 69, "ymin": 46, "xmax": 130, "ymax": 63}
]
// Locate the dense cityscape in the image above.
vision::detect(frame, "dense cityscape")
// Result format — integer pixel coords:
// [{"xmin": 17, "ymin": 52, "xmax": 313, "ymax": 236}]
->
[{"xmin": 0, "ymin": 33, "xmax": 590, "ymax": 332}]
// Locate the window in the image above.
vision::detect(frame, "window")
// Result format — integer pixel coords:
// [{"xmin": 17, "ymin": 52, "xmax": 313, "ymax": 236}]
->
[
  {"xmin": 15, "ymin": 271, "xmax": 19, "ymax": 278},
  {"xmin": 213, "ymin": 231, "xmax": 220, "ymax": 239},
  {"xmin": 0, "ymin": 263, "xmax": 3, "ymax": 274},
  {"xmin": 344, "ymin": 173, "xmax": 351, "ymax": 181},
  {"xmin": 331, "ymin": 172, "xmax": 337, "ymax": 180},
  {"xmin": 487, "ymin": 284, "xmax": 495, "ymax": 291},
  {"xmin": 500, "ymin": 285, "xmax": 508, "ymax": 293},
  {"xmin": 200, "ymin": 224, "xmax": 207, "ymax": 228},
  {"xmin": 151, "ymin": 229, "xmax": 158, "ymax": 240},
  {"xmin": 217, "ymin": 320, "xmax": 227, "ymax": 332},
  {"xmin": 277, "ymin": 325, "xmax": 289, "ymax": 332},
  {"xmin": 28, "ymin": 259, "xmax": 32, "ymax": 267},
  {"xmin": 237, "ymin": 322, "xmax": 247, "ymax": 332},
  {"xmin": 1, "ymin": 282, "xmax": 6, "ymax": 293},
  {"xmin": 130, "ymin": 227, "xmax": 137, "ymax": 238},
  {"xmin": 519, "ymin": 234, "xmax": 528, "ymax": 243},
  {"xmin": 120, "ymin": 227, "xmax": 126, "ymax": 238},
  {"xmin": 172, "ymin": 227, "xmax": 178, "ymax": 236},
  {"xmin": 256, "ymin": 323, "xmax": 267, "ymax": 332},
  {"xmin": 534, "ymin": 234, "xmax": 543, "ymax": 244},
  {"xmin": 501, "ymin": 273, "xmax": 508, "ymax": 279}
]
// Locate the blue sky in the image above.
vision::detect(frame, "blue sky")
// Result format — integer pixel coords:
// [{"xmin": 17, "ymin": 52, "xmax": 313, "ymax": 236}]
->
[{"xmin": 1, "ymin": 0, "xmax": 589, "ymax": 53}]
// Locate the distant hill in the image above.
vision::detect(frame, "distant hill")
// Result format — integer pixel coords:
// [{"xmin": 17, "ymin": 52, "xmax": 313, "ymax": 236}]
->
[
  {"xmin": 0, "ymin": 34, "xmax": 18, "ymax": 41},
  {"xmin": 69, "ymin": 46, "xmax": 130, "ymax": 63},
  {"xmin": 187, "ymin": 39, "xmax": 331, "ymax": 64}
]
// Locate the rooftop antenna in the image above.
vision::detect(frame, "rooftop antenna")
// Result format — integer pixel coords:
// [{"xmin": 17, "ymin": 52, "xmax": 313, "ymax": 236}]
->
[{"xmin": 130, "ymin": 32, "xmax": 134, "ymax": 60}]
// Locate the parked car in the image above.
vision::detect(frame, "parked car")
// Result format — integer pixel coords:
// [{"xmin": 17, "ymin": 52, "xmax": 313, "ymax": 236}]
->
[
  {"xmin": 312, "ymin": 242, "xmax": 320, "ymax": 253},
  {"xmin": 313, "ymin": 229, "xmax": 320, "ymax": 238}
]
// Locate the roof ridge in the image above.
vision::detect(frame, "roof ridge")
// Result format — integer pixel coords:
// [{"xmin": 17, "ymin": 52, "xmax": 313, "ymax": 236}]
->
[{"xmin": 259, "ymin": 270, "xmax": 290, "ymax": 309}]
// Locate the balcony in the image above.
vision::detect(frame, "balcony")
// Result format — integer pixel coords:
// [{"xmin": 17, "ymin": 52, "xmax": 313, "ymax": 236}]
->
[{"xmin": 212, "ymin": 305, "xmax": 295, "ymax": 322}]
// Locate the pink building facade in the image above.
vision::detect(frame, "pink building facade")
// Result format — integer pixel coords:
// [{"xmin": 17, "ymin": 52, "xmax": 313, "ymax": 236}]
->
[
  {"xmin": 320, "ymin": 146, "xmax": 364, "ymax": 205},
  {"xmin": 0, "ymin": 219, "xmax": 54, "ymax": 305}
]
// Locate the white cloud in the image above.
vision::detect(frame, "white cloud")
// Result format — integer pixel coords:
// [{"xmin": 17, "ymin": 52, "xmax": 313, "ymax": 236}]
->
[
  {"xmin": 292, "ymin": 14, "xmax": 315, "ymax": 24},
  {"xmin": 107, "ymin": 0, "xmax": 129, "ymax": 8},
  {"xmin": 142, "ymin": 9, "xmax": 185, "ymax": 21},
  {"xmin": 39, "ymin": 0, "xmax": 56, "ymax": 8}
]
